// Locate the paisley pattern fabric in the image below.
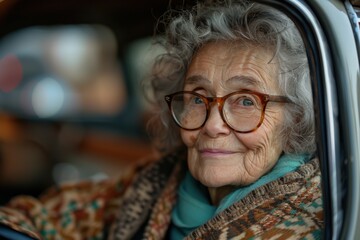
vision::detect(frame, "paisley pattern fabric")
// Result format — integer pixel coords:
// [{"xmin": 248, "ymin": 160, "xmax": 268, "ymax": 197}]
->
[
  {"xmin": 0, "ymin": 150, "xmax": 323, "ymax": 239},
  {"xmin": 0, "ymin": 176, "xmax": 131, "ymax": 240}
]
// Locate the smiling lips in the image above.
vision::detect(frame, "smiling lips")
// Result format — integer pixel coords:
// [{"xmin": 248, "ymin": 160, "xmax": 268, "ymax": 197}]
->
[{"xmin": 199, "ymin": 148, "xmax": 236, "ymax": 157}]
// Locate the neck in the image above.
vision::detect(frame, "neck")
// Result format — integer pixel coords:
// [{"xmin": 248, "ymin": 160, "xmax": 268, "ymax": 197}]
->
[{"xmin": 208, "ymin": 186, "xmax": 237, "ymax": 206}]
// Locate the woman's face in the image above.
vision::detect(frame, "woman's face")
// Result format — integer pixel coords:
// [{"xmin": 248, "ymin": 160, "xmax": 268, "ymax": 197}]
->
[{"xmin": 181, "ymin": 41, "xmax": 285, "ymax": 188}]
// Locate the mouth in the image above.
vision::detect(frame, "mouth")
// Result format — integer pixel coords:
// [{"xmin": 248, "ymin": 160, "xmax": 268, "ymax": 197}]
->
[{"xmin": 199, "ymin": 148, "xmax": 236, "ymax": 157}]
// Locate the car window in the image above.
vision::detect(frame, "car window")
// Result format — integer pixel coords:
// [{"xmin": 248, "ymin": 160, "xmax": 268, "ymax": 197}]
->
[
  {"xmin": 1, "ymin": 0, "xmax": 360, "ymax": 239},
  {"xmin": 264, "ymin": 0, "xmax": 360, "ymax": 239}
]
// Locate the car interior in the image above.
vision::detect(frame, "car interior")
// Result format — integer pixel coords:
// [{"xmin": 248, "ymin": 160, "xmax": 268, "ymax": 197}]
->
[
  {"xmin": 0, "ymin": 0, "xmax": 198, "ymax": 203},
  {"xmin": 0, "ymin": 0, "xmax": 360, "ymax": 239}
]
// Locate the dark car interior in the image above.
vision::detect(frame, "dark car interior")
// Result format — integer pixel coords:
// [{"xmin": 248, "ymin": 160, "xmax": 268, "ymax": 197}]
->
[{"xmin": 0, "ymin": 0, "xmax": 196, "ymax": 204}]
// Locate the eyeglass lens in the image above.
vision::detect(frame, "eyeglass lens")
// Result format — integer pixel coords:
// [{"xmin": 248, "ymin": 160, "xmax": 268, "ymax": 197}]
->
[{"xmin": 170, "ymin": 92, "xmax": 263, "ymax": 132}]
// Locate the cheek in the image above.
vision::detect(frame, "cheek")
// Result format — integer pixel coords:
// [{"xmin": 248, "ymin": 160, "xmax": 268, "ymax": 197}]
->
[
  {"xmin": 180, "ymin": 129, "xmax": 199, "ymax": 147},
  {"xmin": 234, "ymin": 117, "xmax": 283, "ymax": 151},
  {"xmin": 262, "ymin": 112, "xmax": 285, "ymax": 146}
]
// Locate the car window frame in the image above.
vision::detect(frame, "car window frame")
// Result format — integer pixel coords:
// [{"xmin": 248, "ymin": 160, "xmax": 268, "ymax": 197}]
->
[{"xmin": 257, "ymin": 0, "xmax": 360, "ymax": 239}]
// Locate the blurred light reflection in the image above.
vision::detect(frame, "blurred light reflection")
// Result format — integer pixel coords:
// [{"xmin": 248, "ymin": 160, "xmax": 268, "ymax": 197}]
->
[
  {"xmin": 0, "ymin": 54, "xmax": 23, "ymax": 92},
  {"xmin": 32, "ymin": 77, "xmax": 64, "ymax": 117},
  {"xmin": 0, "ymin": 25, "xmax": 126, "ymax": 118}
]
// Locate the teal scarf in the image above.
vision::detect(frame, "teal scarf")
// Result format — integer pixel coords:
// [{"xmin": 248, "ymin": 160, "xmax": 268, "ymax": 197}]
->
[{"xmin": 170, "ymin": 154, "xmax": 309, "ymax": 239}]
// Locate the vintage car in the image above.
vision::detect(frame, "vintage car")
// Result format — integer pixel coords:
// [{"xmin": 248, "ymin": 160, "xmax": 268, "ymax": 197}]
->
[{"xmin": 0, "ymin": 0, "xmax": 359, "ymax": 239}]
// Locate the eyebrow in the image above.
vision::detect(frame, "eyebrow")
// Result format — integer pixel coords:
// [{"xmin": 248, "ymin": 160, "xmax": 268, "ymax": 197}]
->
[
  {"xmin": 184, "ymin": 75, "xmax": 263, "ymax": 88},
  {"xmin": 184, "ymin": 75, "xmax": 211, "ymax": 85},
  {"xmin": 226, "ymin": 76, "xmax": 263, "ymax": 88}
]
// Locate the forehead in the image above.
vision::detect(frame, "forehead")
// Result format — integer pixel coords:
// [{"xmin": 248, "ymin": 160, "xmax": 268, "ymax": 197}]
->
[{"xmin": 185, "ymin": 41, "xmax": 279, "ymax": 91}]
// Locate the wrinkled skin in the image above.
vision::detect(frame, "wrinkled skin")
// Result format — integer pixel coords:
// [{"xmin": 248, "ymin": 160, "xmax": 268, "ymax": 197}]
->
[{"xmin": 180, "ymin": 41, "xmax": 286, "ymax": 204}]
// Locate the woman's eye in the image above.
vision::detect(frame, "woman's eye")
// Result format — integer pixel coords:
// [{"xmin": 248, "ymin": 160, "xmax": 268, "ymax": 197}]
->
[
  {"xmin": 193, "ymin": 97, "xmax": 204, "ymax": 104},
  {"xmin": 240, "ymin": 98, "xmax": 254, "ymax": 106}
]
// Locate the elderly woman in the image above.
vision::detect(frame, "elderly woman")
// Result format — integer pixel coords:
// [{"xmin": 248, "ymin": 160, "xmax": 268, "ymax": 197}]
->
[{"xmin": 0, "ymin": 0, "xmax": 322, "ymax": 239}]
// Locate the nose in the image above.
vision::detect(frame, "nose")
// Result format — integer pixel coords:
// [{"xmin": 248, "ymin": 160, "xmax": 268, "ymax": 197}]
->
[{"xmin": 202, "ymin": 103, "xmax": 231, "ymax": 137}]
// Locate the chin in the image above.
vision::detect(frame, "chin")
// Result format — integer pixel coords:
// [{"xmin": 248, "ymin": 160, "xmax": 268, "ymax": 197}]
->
[
  {"xmin": 195, "ymin": 168, "xmax": 258, "ymax": 188},
  {"xmin": 189, "ymin": 162, "xmax": 253, "ymax": 187},
  {"xmin": 195, "ymin": 172, "xmax": 236, "ymax": 188}
]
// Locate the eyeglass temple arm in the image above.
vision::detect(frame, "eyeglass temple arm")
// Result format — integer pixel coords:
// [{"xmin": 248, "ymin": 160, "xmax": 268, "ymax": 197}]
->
[{"xmin": 268, "ymin": 95, "xmax": 293, "ymax": 103}]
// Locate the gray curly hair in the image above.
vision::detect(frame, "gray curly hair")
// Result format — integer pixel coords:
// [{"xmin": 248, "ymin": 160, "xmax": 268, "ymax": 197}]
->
[{"xmin": 144, "ymin": 0, "xmax": 315, "ymax": 155}]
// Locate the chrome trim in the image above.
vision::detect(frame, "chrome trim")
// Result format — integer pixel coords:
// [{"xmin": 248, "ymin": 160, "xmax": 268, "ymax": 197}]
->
[{"xmin": 310, "ymin": 1, "xmax": 360, "ymax": 239}]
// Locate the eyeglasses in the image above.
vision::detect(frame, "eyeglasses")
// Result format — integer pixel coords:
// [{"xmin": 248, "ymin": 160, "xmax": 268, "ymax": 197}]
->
[{"xmin": 164, "ymin": 90, "xmax": 292, "ymax": 133}]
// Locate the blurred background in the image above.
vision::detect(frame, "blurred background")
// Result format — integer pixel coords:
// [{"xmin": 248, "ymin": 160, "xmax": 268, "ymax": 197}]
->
[{"xmin": 0, "ymin": 0, "xmax": 195, "ymax": 204}]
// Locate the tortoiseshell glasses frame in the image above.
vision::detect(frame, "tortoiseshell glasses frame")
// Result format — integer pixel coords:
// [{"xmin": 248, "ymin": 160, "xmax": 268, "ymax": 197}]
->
[{"xmin": 164, "ymin": 90, "xmax": 292, "ymax": 133}]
